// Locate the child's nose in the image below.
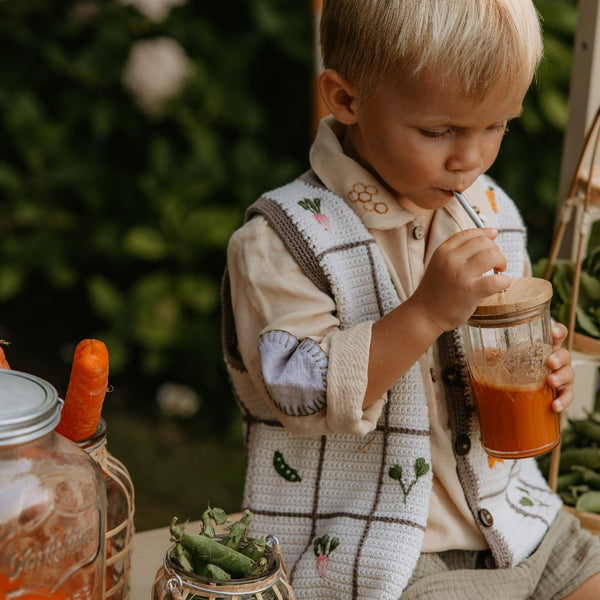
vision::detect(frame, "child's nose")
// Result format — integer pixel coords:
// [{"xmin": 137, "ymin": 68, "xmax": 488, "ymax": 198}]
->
[{"xmin": 446, "ymin": 138, "xmax": 484, "ymax": 173}]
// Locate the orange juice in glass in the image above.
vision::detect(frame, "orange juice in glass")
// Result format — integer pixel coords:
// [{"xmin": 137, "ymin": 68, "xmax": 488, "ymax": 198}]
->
[{"xmin": 462, "ymin": 278, "xmax": 560, "ymax": 459}]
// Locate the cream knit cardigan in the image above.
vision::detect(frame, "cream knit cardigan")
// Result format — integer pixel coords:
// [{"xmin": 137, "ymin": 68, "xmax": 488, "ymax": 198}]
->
[{"xmin": 222, "ymin": 171, "xmax": 562, "ymax": 600}]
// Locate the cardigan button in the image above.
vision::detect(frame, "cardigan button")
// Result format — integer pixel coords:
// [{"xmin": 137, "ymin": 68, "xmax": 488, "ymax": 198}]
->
[
  {"xmin": 430, "ymin": 367, "xmax": 437, "ymax": 382},
  {"xmin": 412, "ymin": 224, "xmax": 425, "ymax": 240},
  {"xmin": 454, "ymin": 434, "xmax": 471, "ymax": 456},
  {"xmin": 478, "ymin": 508, "xmax": 494, "ymax": 527},
  {"xmin": 442, "ymin": 366, "xmax": 461, "ymax": 386}
]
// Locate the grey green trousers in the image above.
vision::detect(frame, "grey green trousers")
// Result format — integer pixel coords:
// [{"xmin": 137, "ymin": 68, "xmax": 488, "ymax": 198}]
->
[{"xmin": 401, "ymin": 510, "xmax": 600, "ymax": 599}]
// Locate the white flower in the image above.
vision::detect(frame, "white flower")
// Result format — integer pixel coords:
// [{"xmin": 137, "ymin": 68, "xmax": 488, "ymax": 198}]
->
[
  {"xmin": 120, "ymin": 0, "xmax": 186, "ymax": 23},
  {"xmin": 122, "ymin": 37, "xmax": 191, "ymax": 116},
  {"xmin": 156, "ymin": 382, "xmax": 201, "ymax": 418}
]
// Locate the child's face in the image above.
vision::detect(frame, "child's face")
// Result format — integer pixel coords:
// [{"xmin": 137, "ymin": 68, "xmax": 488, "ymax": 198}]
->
[{"xmin": 343, "ymin": 70, "xmax": 527, "ymax": 214}]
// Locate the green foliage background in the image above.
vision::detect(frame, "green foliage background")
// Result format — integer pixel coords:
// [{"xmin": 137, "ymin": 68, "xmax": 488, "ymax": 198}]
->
[{"xmin": 0, "ymin": 0, "xmax": 580, "ymax": 528}]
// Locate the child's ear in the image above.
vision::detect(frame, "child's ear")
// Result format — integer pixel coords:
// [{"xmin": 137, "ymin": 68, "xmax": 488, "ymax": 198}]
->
[{"xmin": 318, "ymin": 69, "xmax": 359, "ymax": 125}]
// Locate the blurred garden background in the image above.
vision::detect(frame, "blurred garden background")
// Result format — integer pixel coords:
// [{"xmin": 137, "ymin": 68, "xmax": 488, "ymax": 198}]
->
[{"xmin": 0, "ymin": 0, "xmax": 581, "ymax": 530}]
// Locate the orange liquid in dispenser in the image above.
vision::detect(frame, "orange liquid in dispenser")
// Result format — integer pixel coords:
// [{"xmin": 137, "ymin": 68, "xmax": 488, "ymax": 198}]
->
[{"xmin": 470, "ymin": 376, "xmax": 560, "ymax": 459}]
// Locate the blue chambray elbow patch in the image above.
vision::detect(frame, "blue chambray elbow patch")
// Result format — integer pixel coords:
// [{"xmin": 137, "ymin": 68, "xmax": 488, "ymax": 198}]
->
[{"xmin": 258, "ymin": 330, "xmax": 328, "ymax": 416}]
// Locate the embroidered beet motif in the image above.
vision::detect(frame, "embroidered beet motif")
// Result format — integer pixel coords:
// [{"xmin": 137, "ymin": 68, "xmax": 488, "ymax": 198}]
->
[
  {"xmin": 388, "ymin": 458, "xmax": 430, "ymax": 503},
  {"xmin": 273, "ymin": 450, "xmax": 302, "ymax": 482},
  {"xmin": 313, "ymin": 533, "xmax": 339, "ymax": 578},
  {"xmin": 298, "ymin": 197, "xmax": 332, "ymax": 232}
]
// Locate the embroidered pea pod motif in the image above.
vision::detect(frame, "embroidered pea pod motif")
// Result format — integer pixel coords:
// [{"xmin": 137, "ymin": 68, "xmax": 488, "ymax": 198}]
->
[
  {"xmin": 298, "ymin": 197, "xmax": 332, "ymax": 233},
  {"xmin": 388, "ymin": 458, "xmax": 430, "ymax": 503},
  {"xmin": 313, "ymin": 533, "xmax": 340, "ymax": 578},
  {"xmin": 517, "ymin": 485, "xmax": 549, "ymax": 508},
  {"xmin": 273, "ymin": 450, "xmax": 302, "ymax": 482}
]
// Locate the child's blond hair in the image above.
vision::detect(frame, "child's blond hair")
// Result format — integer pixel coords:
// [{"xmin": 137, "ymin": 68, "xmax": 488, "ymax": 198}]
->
[{"xmin": 320, "ymin": 0, "xmax": 543, "ymax": 98}]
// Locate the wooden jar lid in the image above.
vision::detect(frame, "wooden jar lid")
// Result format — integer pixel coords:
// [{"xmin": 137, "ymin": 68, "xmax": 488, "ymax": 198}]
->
[{"xmin": 472, "ymin": 277, "xmax": 553, "ymax": 316}]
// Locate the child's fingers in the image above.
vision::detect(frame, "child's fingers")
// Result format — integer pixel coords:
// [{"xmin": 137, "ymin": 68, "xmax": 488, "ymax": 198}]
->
[
  {"xmin": 551, "ymin": 322, "xmax": 568, "ymax": 349},
  {"xmin": 547, "ymin": 347, "xmax": 574, "ymax": 412}
]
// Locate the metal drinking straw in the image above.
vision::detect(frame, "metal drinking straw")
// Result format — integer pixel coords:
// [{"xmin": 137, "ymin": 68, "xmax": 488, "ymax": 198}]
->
[
  {"xmin": 453, "ymin": 191, "xmax": 485, "ymax": 228},
  {"xmin": 453, "ymin": 191, "xmax": 506, "ymax": 298}
]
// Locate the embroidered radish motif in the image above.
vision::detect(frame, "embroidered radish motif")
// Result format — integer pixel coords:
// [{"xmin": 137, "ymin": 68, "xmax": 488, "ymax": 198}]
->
[
  {"xmin": 313, "ymin": 533, "xmax": 339, "ymax": 578},
  {"xmin": 298, "ymin": 197, "xmax": 332, "ymax": 233}
]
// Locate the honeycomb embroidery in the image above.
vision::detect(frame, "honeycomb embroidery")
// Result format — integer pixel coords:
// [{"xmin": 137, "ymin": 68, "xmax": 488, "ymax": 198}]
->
[{"xmin": 348, "ymin": 183, "xmax": 388, "ymax": 214}]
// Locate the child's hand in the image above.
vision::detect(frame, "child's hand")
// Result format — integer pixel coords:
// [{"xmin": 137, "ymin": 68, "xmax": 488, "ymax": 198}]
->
[
  {"xmin": 412, "ymin": 228, "xmax": 510, "ymax": 334},
  {"xmin": 547, "ymin": 322, "xmax": 574, "ymax": 413}
]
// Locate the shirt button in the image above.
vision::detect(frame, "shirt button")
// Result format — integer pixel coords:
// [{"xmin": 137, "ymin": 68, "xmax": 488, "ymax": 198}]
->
[
  {"xmin": 412, "ymin": 225, "xmax": 425, "ymax": 240},
  {"xmin": 478, "ymin": 508, "xmax": 494, "ymax": 527},
  {"xmin": 454, "ymin": 434, "xmax": 471, "ymax": 456}
]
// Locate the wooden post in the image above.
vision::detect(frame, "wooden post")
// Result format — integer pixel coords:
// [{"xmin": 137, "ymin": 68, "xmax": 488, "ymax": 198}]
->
[{"xmin": 557, "ymin": 0, "xmax": 600, "ymax": 259}]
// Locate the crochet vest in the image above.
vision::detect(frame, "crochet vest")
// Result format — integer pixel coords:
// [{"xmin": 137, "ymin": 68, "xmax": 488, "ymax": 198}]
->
[{"xmin": 221, "ymin": 171, "xmax": 562, "ymax": 600}]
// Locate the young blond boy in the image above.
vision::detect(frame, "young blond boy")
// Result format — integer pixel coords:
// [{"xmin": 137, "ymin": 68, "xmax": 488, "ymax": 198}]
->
[{"xmin": 222, "ymin": 1, "xmax": 600, "ymax": 598}]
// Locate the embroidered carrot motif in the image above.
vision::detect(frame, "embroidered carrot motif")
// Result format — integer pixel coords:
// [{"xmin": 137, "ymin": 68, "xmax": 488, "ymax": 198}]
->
[
  {"xmin": 486, "ymin": 186, "xmax": 498, "ymax": 213},
  {"xmin": 313, "ymin": 534, "xmax": 339, "ymax": 578},
  {"xmin": 388, "ymin": 458, "xmax": 430, "ymax": 503},
  {"xmin": 298, "ymin": 197, "xmax": 332, "ymax": 232},
  {"xmin": 488, "ymin": 455, "xmax": 504, "ymax": 468}
]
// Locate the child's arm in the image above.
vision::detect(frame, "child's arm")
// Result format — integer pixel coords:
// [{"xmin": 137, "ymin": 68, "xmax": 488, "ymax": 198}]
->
[{"xmin": 364, "ymin": 227, "xmax": 510, "ymax": 407}]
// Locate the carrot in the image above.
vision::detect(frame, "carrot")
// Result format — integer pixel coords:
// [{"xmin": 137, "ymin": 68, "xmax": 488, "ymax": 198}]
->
[
  {"xmin": 0, "ymin": 340, "xmax": 10, "ymax": 369},
  {"xmin": 55, "ymin": 339, "xmax": 109, "ymax": 442}
]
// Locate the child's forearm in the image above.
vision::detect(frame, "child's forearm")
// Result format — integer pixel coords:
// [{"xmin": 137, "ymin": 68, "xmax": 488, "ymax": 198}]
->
[{"xmin": 363, "ymin": 297, "xmax": 444, "ymax": 408}]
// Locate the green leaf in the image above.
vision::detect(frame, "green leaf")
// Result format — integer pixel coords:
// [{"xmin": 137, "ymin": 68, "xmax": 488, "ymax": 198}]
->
[
  {"xmin": 123, "ymin": 226, "xmax": 169, "ymax": 260},
  {"xmin": 0, "ymin": 265, "xmax": 24, "ymax": 300},
  {"xmin": 87, "ymin": 276, "xmax": 124, "ymax": 320},
  {"xmin": 580, "ymin": 271, "xmax": 600, "ymax": 302},
  {"xmin": 576, "ymin": 305, "xmax": 600, "ymax": 338},
  {"xmin": 414, "ymin": 457, "xmax": 430, "ymax": 478}
]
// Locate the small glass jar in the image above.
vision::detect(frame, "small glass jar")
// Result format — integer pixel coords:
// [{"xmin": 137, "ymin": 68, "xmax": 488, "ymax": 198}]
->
[
  {"xmin": 151, "ymin": 536, "xmax": 294, "ymax": 600},
  {"xmin": 462, "ymin": 277, "xmax": 559, "ymax": 459},
  {"xmin": 0, "ymin": 370, "xmax": 106, "ymax": 598},
  {"xmin": 78, "ymin": 418, "xmax": 135, "ymax": 600}
]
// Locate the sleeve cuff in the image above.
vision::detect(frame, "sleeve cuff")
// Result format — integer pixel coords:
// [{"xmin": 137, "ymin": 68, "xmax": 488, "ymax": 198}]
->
[{"xmin": 325, "ymin": 320, "xmax": 386, "ymax": 434}]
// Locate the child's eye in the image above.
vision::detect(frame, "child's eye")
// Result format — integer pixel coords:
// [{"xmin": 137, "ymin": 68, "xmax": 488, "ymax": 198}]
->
[
  {"xmin": 489, "ymin": 122, "xmax": 509, "ymax": 134},
  {"xmin": 419, "ymin": 128, "xmax": 450, "ymax": 139}
]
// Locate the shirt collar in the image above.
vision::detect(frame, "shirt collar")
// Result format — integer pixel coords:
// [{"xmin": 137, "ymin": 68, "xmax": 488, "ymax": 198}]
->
[{"xmin": 309, "ymin": 116, "xmax": 415, "ymax": 231}]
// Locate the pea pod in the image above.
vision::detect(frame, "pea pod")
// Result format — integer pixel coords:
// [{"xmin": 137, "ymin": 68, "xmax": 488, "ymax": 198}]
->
[
  {"xmin": 169, "ymin": 517, "xmax": 259, "ymax": 578},
  {"xmin": 571, "ymin": 465, "xmax": 600, "ymax": 489},
  {"xmin": 558, "ymin": 447, "xmax": 600, "ymax": 474},
  {"xmin": 559, "ymin": 427, "xmax": 579, "ymax": 449},
  {"xmin": 556, "ymin": 470, "xmax": 583, "ymax": 491},
  {"xmin": 575, "ymin": 490, "xmax": 600, "ymax": 514},
  {"xmin": 175, "ymin": 542, "xmax": 195, "ymax": 573},
  {"xmin": 568, "ymin": 418, "xmax": 600, "ymax": 444},
  {"xmin": 206, "ymin": 564, "xmax": 231, "ymax": 580},
  {"xmin": 221, "ymin": 510, "xmax": 251, "ymax": 551}
]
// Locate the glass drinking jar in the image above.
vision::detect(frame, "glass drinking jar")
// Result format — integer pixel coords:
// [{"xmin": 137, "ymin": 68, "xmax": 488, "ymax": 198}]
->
[
  {"xmin": 0, "ymin": 370, "xmax": 107, "ymax": 599},
  {"xmin": 462, "ymin": 277, "xmax": 560, "ymax": 459},
  {"xmin": 151, "ymin": 536, "xmax": 294, "ymax": 600},
  {"xmin": 78, "ymin": 418, "xmax": 135, "ymax": 600}
]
